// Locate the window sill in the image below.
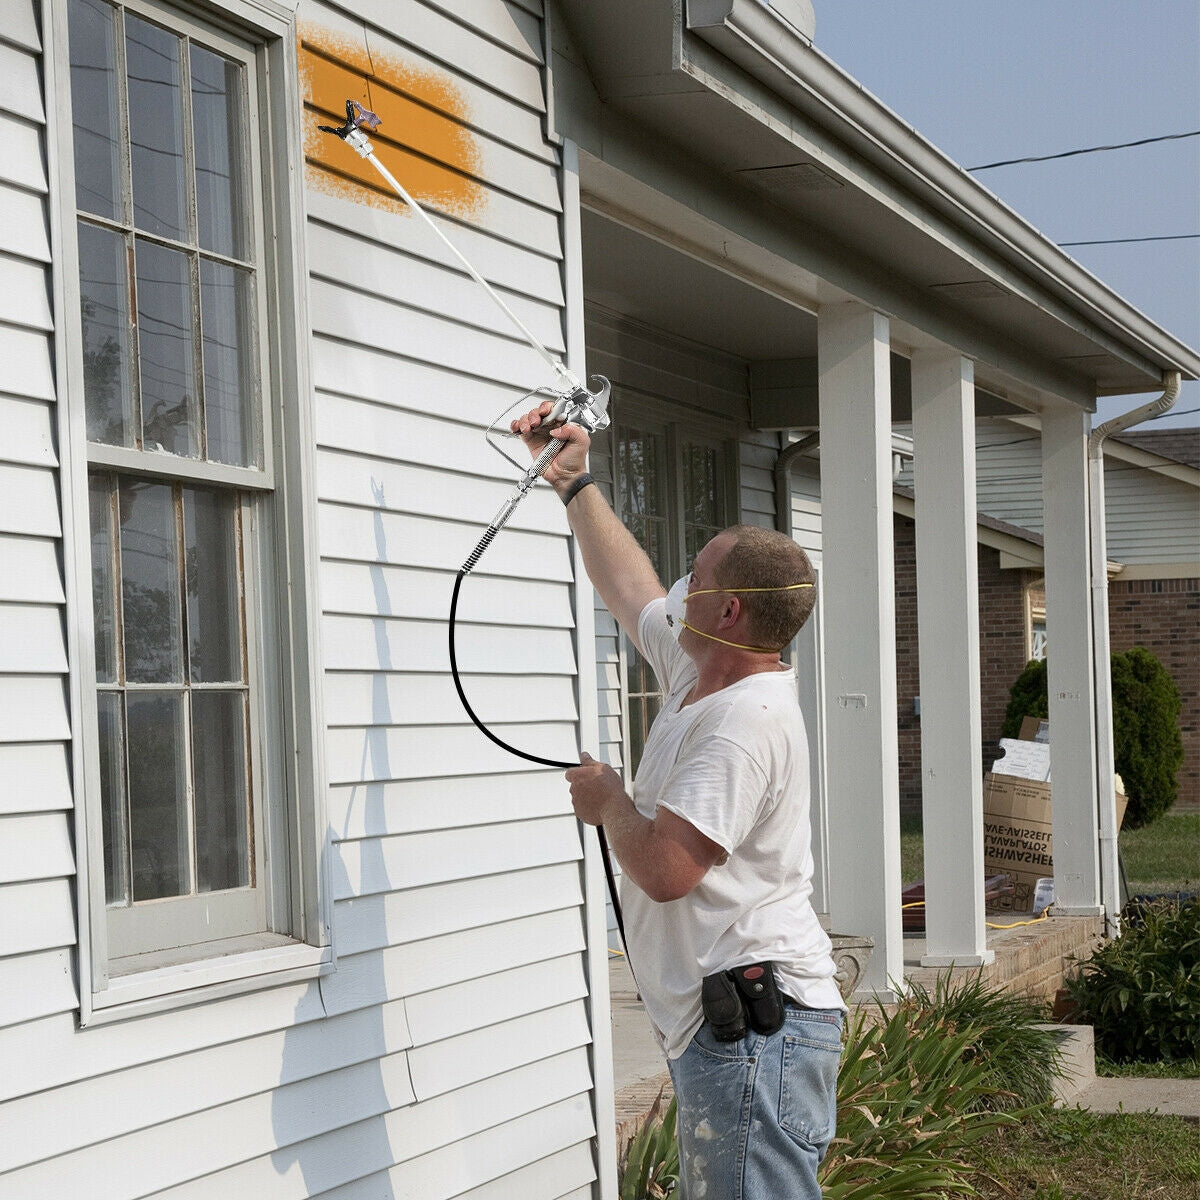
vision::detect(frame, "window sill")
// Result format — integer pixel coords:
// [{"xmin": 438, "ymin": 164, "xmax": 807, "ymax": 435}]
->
[{"xmin": 84, "ymin": 934, "xmax": 332, "ymax": 1026}]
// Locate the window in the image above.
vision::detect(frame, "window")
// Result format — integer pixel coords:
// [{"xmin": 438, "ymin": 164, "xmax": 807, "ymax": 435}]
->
[
  {"xmin": 613, "ymin": 412, "xmax": 733, "ymax": 773},
  {"xmin": 60, "ymin": 0, "xmax": 326, "ymax": 1009}
]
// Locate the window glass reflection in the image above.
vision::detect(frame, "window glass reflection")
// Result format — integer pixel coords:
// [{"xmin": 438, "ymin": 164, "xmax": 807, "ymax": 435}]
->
[
  {"xmin": 191, "ymin": 45, "xmax": 248, "ymax": 260},
  {"xmin": 68, "ymin": 0, "xmax": 122, "ymax": 221},
  {"xmin": 127, "ymin": 690, "xmax": 189, "ymax": 900},
  {"xmin": 119, "ymin": 479, "xmax": 184, "ymax": 682},
  {"xmin": 136, "ymin": 239, "xmax": 199, "ymax": 457},
  {"xmin": 126, "ymin": 14, "xmax": 187, "ymax": 240}
]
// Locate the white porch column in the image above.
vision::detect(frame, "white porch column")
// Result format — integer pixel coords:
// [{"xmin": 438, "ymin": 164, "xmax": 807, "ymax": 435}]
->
[
  {"xmin": 1041, "ymin": 408, "xmax": 1102, "ymax": 914},
  {"xmin": 817, "ymin": 303, "xmax": 903, "ymax": 998},
  {"xmin": 911, "ymin": 351, "xmax": 994, "ymax": 966}
]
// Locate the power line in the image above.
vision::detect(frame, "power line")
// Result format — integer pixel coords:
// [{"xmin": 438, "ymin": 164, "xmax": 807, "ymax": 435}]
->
[
  {"xmin": 969, "ymin": 129, "xmax": 1200, "ymax": 171},
  {"xmin": 1059, "ymin": 233, "xmax": 1200, "ymax": 247}
]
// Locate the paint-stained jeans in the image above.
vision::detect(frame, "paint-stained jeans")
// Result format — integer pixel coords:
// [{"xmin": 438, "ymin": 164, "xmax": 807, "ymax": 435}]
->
[{"xmin": 667, "ymin": 1005, "xmax": 842, "ymax": 1200}]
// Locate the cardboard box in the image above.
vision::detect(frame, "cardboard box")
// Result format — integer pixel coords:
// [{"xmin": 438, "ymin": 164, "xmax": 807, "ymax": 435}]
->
[{"xmin": 982, "ymin": 771, "xmax": 1128, "ymax": 911}]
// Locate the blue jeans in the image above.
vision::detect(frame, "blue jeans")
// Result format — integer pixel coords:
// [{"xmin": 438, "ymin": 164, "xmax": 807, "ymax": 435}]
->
[{"xmin": 667, "ymin": 1005, "xmax": 842, "ymax": 1200}]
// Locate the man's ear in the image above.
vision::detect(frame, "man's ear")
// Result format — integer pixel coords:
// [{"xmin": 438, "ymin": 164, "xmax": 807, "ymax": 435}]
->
[{"xmin": 719, "ymin": 596, "xmax": 740, "ymax": 628}]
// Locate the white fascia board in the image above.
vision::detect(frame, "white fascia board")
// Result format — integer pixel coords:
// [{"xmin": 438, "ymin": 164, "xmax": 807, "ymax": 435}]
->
[{"xmin": 685, "ymin": 1, "xmax": 1200, "ymax": 387}]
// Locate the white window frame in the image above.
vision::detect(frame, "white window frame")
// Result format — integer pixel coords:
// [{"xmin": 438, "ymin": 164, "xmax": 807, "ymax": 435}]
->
[{"xmin": 47, "ymin": 0, "xmax": 332, "ymax": 1025}]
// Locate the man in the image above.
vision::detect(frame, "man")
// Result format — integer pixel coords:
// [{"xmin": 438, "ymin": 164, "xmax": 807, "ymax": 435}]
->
[{"xmin": 514, "ymin": 400, "xmax": 844, "ymax": 1200}]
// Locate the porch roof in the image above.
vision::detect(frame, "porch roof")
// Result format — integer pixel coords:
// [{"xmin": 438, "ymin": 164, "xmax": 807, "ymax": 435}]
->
[{"xmin": 555, "ymin": 0, "xmax": 1200, "ymax": 407}]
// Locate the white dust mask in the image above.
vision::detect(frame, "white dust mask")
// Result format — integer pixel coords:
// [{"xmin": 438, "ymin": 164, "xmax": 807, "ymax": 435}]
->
[{"xmin": 662, "ymin": 576, "xmax": 814, "ymax": 651}]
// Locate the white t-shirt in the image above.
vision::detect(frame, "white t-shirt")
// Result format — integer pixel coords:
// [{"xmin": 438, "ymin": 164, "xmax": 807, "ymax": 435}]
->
[{"xmin": 624, "ymin": 598, "xmax": 844, "ymax": 1060}]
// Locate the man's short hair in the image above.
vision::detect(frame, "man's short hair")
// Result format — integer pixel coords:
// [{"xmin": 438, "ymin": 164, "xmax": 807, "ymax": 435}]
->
[{"xmin": 713, "ymin": 525, "xmax": 817, "ymax": 650}]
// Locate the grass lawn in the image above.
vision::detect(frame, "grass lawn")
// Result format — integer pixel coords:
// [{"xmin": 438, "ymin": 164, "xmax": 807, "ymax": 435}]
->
[
  {"xmin": 1121, "ymin": 812, "xmax": 1200, "ymax": 894},
  {"xmin": 971, "ymin": 1108, "xmax": 1200, "ymax": 1200},
  {"xmin": 898, "ymin": 810, "xmax": 1199, "ymax": 893},
  {"xmin": 1097, "ymin": 1055, "xmax": 1200, "ymax": 1079}
]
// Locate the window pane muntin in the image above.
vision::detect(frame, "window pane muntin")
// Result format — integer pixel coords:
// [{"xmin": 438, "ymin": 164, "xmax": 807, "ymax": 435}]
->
[
  {"xmin": 125, "ymin": 12, "xmax": 189, "ymax": 241},
  {"xmin": 119, "ymin": 477, "xmax": 185, "ymax": 682},
  {"xmin": 190, "ymin": 43, "xmax": 249, "ymax": 260},
  {"xmin": 199, "ymin": 259, "xmax": 260, "ymax": 467},
  {"xmin": 68, "ymin": 0, "xmax": 124, "ymax": 221},
  {"xmin": 78, "ymin": 221, "xmax": 137, "ymax": 447},
  {"xmin": 135, "ymin": 238, "xmax": 201, "ymax": 457},
  {"xmin": 126, "ymin": 688, "xmax": 191, "ymax": 901},
  {"xmin": 192, "ymin": 690, "xmax": 251, "ymax": 893}
]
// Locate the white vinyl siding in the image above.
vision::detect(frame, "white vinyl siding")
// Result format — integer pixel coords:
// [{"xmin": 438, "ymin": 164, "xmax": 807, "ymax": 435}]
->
[
  {"xmin": 0, "ymin": 1, "xmax": 78, "ymax": 1045},
  {"xmin": 0, "ymin": 0, "xmax": 603, "ymax": 1198},
  {"xmin": 298, "ymin": 0, "xmax": 600, "ymax": 1196},
  {"xmin": 898, "ymin": 418, "xmax": 1200, "ymax": 566}
]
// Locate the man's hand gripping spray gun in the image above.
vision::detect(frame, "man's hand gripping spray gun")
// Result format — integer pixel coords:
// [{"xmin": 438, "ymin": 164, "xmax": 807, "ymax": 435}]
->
[{"xmin": 320, "ymin": 102, "xmax": 627, "ymax": 945}]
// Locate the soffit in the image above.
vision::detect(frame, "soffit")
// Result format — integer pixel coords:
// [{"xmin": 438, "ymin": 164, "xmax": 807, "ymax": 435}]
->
[{"xmin": 553, "ymin": 0, "xmax": 1200, "ymax": 403}]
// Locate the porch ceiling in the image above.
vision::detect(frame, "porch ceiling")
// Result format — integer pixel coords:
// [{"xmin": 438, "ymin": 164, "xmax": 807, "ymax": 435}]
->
[
  {"xmin": 555, "ymin": 0, "xmax": 1200, "ymax": 404},
  {"xmin": 581, "ymin": 207, "xmax": 817, "ymax": 362}
]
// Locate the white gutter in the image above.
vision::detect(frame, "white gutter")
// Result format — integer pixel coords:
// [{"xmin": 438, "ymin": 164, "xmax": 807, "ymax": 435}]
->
[
  {"xmin": 1087, "ymin": 371, "xmax": 1182, "ymax": 937},
  {"xmin": 685, "ymin": 2, "xmax": 1200, "ymax": 385}
]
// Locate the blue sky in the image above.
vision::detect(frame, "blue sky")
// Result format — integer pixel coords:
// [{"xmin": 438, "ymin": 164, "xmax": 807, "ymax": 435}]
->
[{"xmin": 814, "ymin": 1, "xmax": 1200, "ymax": 430}]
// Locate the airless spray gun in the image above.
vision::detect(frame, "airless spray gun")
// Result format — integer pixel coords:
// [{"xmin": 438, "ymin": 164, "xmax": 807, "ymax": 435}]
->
[{"xmin": 320, "ymin": 101, "xmax": 627, "ymax": 946}]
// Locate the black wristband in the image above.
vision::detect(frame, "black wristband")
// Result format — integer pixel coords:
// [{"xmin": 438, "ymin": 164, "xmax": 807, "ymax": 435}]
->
[{"xmin": 561, "ymin": 473, "xmax": 595, "ymax": 506}]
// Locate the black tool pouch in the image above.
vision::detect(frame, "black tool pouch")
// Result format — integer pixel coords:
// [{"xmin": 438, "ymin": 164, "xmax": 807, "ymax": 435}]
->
[
  {"xmin": 701, "ymin": 961, "xmax": 785, "ymax": 1041},
  {"xmin": 732, "ymin": 962, "xmax": 785, "ymax": 1036},
  {"xmin": 701, "ymin": 970, "xmax": 747, "ymax": 1042}
]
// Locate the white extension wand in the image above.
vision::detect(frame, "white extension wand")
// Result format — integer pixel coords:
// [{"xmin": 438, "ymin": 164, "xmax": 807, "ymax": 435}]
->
[{"xmin": 320, "ymin": 100, "xmax": 628, "ymax": 947}]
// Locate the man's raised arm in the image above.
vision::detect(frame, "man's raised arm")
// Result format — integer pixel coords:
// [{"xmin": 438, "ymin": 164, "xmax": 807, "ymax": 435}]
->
[{"xmin": 513, "ymin": 402, "xmax": 664, "ymax": 649}]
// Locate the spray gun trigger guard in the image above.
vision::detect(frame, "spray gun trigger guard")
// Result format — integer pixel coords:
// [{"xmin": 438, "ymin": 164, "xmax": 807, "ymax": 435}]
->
[{"xmin": 318, "ymin": 98, "xmax": 382, "ymax": 139}]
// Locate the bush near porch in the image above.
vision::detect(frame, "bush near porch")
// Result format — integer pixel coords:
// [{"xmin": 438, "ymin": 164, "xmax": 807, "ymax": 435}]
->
[{"xmin": 1001, "ymin": 649, "xmax": 1185, "ymax": 828}]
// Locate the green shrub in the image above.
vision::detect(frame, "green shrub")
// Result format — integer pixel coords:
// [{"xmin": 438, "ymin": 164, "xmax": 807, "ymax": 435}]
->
[
  {"xmin": 999, "ymin": 648, "xmax": 1184, "ymax": 828},
  {"xmin": 1065, "ymin": 897, "xmax": 1200, "ymax": 1063},
  {"xmin": 1001, "ymin": 658, "xmax": 1049, "ymax": 740},
  {"xmin": 1110, "ymin": 647, "xmax": 1183, "ymax": 828}
]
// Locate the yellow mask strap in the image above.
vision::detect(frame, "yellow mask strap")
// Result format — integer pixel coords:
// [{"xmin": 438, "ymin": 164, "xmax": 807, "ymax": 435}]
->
[
  {"xmin": 685, "ymin": 583, "xmax": 815, "ymax": 598},
  {"xmin": 680, "ymin": 582, "xmax": 814, "ymax": 653}
]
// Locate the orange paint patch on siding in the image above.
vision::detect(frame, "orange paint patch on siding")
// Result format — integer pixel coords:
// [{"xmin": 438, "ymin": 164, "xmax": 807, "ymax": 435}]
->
[{"xmin": 298, "ymin": 21, "xmax": 485, "ymax": 221}]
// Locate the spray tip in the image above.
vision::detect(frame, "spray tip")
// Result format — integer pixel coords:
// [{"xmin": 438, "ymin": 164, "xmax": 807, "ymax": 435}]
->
[{"xmin": 318, "ymin": 99, "xmax": 382, "ymax": 140}]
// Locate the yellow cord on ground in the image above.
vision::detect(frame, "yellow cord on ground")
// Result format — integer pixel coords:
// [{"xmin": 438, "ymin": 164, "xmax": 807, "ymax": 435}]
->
[
  {"xmin": 901, "ymin": 898, "xmax": 1051, "ymax": 929},
  {"xmin": 985, "ymin": 912, "xmax": 1050, "ymax": 929}
]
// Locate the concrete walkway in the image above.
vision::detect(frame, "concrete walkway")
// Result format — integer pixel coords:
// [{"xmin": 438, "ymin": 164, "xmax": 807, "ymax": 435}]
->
[{"xmin": 608, "ymin": 955, "xmax": 1200, "ymax": 1142}]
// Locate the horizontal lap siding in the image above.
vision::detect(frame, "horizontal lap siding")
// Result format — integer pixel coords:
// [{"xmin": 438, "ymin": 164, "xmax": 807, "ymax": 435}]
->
[
  {"xmin": 1102, "ymin": 460, "xmax": 1200, "ymax": 565},
  {"xmin": 0, "ymin": 0, "xmax": 77, "ymax": 1056},
  {"xmin": 0, "ymin": 3, "xmax": 598, "ymax": 1200},
  {"xmin": 299, "ymin": 3, "xmax": 597, "ymax": 1198}
]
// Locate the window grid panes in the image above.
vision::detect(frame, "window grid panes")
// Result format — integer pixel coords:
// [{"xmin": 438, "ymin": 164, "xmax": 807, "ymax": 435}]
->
[
  {"xmin": 70, "ymin": 0, "xmax": 261, "ymax": 470},
  {"xmin": 68, "ymin": 0, "xmax": 265, "ymax": 944},
  {"xmin": 90, "ymin": 473, "xmax": 253, "ymax": 906}
]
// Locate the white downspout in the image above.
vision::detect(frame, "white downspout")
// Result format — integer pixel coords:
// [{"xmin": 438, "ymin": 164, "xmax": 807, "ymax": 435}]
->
[{"xmin": 1087, "ymin": 370, "xmax": 1181, "ymax": 937}]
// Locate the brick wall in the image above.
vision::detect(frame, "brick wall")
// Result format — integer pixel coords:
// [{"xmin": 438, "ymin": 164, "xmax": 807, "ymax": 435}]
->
[
  {"xmin": 896, "ymin": 517, "xmax": 1198, "ymax": 816},
  {"xmin": 893, "ymin": 514, "xmax": 1036, "ymax": 816},
  {"xmin": 1106, "ymin": 577, "xmax": 1200, "ymax": 812}
]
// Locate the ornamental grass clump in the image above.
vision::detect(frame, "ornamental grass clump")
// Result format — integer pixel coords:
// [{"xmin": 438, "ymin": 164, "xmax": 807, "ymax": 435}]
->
[
  {"xmin": 820, "ymin": 972, "xmax": 1059, "ymax": 1200},
  {"xmin": 618, "ymin": 1088, "xmax": 679, "ymax": 1200},
  {"xmin": 1065, "ymin": 896, "xmax": 1200, "ymax": 1064}
]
